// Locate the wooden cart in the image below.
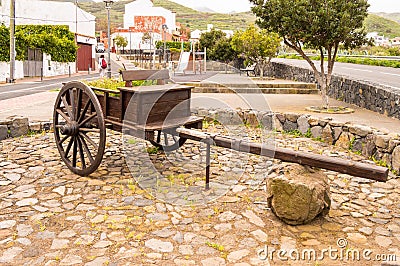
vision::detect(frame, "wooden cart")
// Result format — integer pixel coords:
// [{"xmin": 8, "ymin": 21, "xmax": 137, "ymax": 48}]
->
[
  {"xmin": 53, "ymin": 69, "xmax": 389, "ymax": 184},
  {"xmin": 53, "ymin": 70, "xmax": 203, "ymax": 176}
]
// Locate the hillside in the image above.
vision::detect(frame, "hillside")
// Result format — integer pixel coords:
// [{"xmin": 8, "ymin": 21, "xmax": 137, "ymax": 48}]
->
[
  {"xmin": 42, "ymin": 0, "xmax": 400, "ymax": 38},
  {"xmin": 373, "ymin": 13, "xmax": 400, "ymax": 24},
  {"xmin": 73, "ymin": 0, "xmax": 255, "ymax": 31},
  {"xmin": 365, "ymin": 14, "xmax": 400, "ymax": 38}
]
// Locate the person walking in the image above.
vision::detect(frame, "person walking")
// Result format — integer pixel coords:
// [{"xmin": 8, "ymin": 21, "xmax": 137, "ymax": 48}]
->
[{"xmin": 98, "ymin": 54, "xmax": 107, "ymax": 78}]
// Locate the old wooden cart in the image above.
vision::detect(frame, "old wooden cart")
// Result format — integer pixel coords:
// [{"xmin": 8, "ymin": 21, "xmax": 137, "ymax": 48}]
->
[
  {"xmin": 53, "ymin": 69, "xmax": 203, "ymax": 176},
  {"xmin": 53, "ymin": 69, "xmax": 389, "ymax": 186}
]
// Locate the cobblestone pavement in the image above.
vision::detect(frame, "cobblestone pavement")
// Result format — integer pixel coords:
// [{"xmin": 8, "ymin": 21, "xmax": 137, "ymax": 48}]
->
[{"xmin": 0, "ymin": 127, "xmax": 399, "ymax": 266}]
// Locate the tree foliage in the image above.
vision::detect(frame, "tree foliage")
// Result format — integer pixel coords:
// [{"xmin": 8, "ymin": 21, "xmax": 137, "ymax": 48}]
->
[
  {"xmin": 198, "ymin": 29, "xmax": 230, "ymax": 60},
  {"xmin": 250, "ymin": 0, "xmax": 370, "ymax": 107},
  {"xmin": 231, "ymin": 24, "xmax": 281, "ymax": 77},
  {"xmin": 212, "ymin": 37, "xmax": 237, "ymax": 64},
  {"xmin": 114, "ymin": 35, "xmax": 128, "ymax": 50},
  {"xmin": 155, "ymin": 41, "xmax": 190, "ymax": 51},
  {"xmin": 0, "ymin": 24, "xmax": 77, "ymax": 62}
]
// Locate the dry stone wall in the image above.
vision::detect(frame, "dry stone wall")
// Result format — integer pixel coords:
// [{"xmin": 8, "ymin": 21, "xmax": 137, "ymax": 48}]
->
[
  {"xmin": 266, "ymin": 62, "xmax": 400, "ymax": 119},
  {"xmin": 193, "ymin": 107, "xmax": 400, "ymax": 174}
]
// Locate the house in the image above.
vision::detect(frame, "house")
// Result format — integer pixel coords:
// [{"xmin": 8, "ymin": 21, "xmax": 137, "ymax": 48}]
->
[
  {"xmin": 190, "ymin": 24, "xmax": 234, "ymax": 41},
  {"xmin": 367, "ymin": 32, "xmax": 391, "ymax": 47},
  {"xmin": 0, "ymin": 0, "xmax": 96, "ymax": 78},
  {"xmin": 391, "ymin": 37, "xmax": 400, "ymax": 47},
  {"xmin": 111, "ymin": 0, "xmax": 186, "ymax": 52}
]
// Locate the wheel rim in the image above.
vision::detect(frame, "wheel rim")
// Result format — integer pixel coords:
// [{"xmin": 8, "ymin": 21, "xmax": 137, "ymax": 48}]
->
[
  {"xmin": 148, "ymin": 129, "xmax": 187, "ymax": 152},
  {"xmin": 53, "ymin": 81, "xmax": 106, "ymax": 176}
]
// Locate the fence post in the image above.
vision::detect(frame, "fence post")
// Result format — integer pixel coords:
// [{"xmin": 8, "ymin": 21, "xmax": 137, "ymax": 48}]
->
[
  {"xmin": 69, "ymin": 65, "xmax": 71, "ymax": 77},
  {"xmin": 40, "ymin": 67, "xmax": 43, "ymax": 82}
]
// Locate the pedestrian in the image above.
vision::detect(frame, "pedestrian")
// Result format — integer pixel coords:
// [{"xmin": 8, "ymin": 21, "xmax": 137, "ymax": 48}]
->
[{"xmin": 99, "ymin": 54, "xmax": 107, "ymax": 78}]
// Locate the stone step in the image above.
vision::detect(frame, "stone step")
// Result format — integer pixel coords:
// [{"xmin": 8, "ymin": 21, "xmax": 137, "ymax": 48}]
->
[
  {"xmin": 191, "ymin": 87, "xmax": 319, "ymax": 94},
  {"xmin": 179, "ymin": 81, "xmax": 318, "ymax": 94},
  {"xmin": 180, "ymin": 82, "xmax": 317, "ymax": 89}
]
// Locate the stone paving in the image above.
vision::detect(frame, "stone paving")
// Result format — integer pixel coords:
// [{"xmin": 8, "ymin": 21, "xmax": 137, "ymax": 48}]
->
[{"xmin": 0, "ymin": 126, "xmax": 399, "ymax": 266}]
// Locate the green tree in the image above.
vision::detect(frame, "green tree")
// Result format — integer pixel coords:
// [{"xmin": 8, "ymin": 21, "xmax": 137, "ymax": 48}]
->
[
  {"xmin": 212, "ymin": 38, "xmax": 237, "ymax": 72},
  {"xmin": 250, "ymin": 0, "xmax": 370, "ymax": 107},
  {"xmin": 198, "ymin": 29, "xmax": 226, "ymax": 60},
  {"xmin": 114, "ymin": 35, "xmax": 128, "ymax": 57},
  {"xmin": 231, "ymin": 24, "xmax": 281, "ymax": 77}
]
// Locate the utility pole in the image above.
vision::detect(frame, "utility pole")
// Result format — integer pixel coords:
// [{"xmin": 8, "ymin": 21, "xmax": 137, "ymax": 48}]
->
[{"xmin": 9, "ymin": 0, "xmax": 16, "ymax": 83}]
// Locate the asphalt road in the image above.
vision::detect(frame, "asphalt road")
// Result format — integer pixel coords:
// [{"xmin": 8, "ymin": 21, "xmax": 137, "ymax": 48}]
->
[
  {"xmin": 0, "ymin": 53, "xmax": 121, "ymax": 101},
  {"xmin": 273, "ymin": 58, "xmax": 400, "ymax": 90}
]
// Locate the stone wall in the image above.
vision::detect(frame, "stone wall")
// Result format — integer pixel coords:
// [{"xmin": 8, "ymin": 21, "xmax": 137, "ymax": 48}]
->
[
  {"xmin": 266, "ymin": 62, "xmax": 400, "ymax": 119},
  {"xmin": 0, "ymin": 116, "xmax": 52, "ymax": 140},
  {"xmin": 2, "ymin": 109, "xmax": 399, "ymax": 175},
  {"xmin": 192, "ymin": 107, "xmax": 400, "ymax": 174}
]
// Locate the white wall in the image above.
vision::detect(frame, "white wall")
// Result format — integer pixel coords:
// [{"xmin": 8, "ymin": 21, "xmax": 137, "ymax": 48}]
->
[
  {"xmin": 0, "ymin": 61, "xmax": 24, "ymax": 82},
  {"xmin": 124, "ymin": 0, "xmax": 175, "ymax": 34},
  {"xmin": 42, "ymin": 54, "xmax": 76, "ymax": 77},
  {"xmin": 0, "ymin": 0, "xmax": 95, "ymax": 38}
]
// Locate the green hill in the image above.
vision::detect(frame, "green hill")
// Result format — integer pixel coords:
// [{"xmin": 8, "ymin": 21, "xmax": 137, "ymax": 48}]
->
[
  {"xmin": 78, "ymin": 0, "xmax": 255, "ymax": 31},
  {"xmin": 373, "ymin": 13, "xmax": 400, "ymax": 24},
  {"xmin": 365, "ymin": 14, "xmax": 400, "ymax": 38},
  {"xmin": 46, "ymin": 0, "xmax": 400, "ymax": 38}
]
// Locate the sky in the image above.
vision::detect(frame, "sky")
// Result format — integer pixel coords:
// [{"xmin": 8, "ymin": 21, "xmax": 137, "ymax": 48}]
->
[{"xmin": 169, "ymin": 0, "xmax": 400, "ymax": 14}]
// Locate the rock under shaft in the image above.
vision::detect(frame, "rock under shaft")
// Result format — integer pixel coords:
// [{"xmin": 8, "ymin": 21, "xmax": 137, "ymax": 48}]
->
[{"xmin": 266, "ymin": 164, "xmax": 331, "ymax": 225}]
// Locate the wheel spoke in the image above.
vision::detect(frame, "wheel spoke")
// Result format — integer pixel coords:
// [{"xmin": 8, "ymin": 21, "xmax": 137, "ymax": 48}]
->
[
  {"xmin": 75, "ymin": 88, "xmax": 82, "ymax": 121},
  {"xmin": 78, "ymin": 134, "xmax": 94, "ymax": 164},
  {"xmin": 59, "ymin": 135, "xmax": 70, "ymax": 145},
  {"xmin": 78, "ymin": 100, "xmax": 91, "ymax": 123},
  {"xmin": 64, "ymin": 137, "xmax": 74, "ymax": 159},
  {"xmin": 72, "ymin": 136, "xmax": 77, "ymax": 168},
  {"xmin": 61, "ymin": 95, "xmax": 73, "ymax": 119},
  {"xmin": 79, "ymin": 132, "xmax": 99, "ymax": 150},
  {"xmin": 77, "ymin": 136, "xmax": 86, "ymax": 169},
  {"xmin": 56, "ymin": 108, "xmax": 72, "ymax": 124},
  {"xmin": 173, "ymin": 135, "xmax": 178, "ymax": 143},
  {"xmin": 156, "ymin": 130, "xmax": 161, "ymax": 143},
  {"xmin": 69, "ymin": 89, "xmax": 76, "ymax": 121},
  {"xmin": 79, "ymin": 113, "xmax": 96, "ymax": 127},
  {"xmin": 164, "ymin": 132, "xmax": 169, "ymax": 146}
]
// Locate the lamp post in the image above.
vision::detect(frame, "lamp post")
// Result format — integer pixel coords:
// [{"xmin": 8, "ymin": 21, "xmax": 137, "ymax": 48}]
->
[
  {"xmin": 103, "ymin": 0, "xmax": 113, "ymax": 78},
  {"xmin": 162, "ymin": 24, "xmax": 168, "ymax": 67},
  {"xmin": 149, "ymin": 29, "xmax": 153, "ymax": 69},
  {"xmin": 129, "ymin": 28, "xmax": 132, "ymax": 56}
]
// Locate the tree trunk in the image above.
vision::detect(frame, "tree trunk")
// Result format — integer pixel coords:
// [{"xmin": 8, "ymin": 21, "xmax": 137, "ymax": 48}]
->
[{"xmin": 320, "ymin": 79, "xmax": 329, "ymax": 109}]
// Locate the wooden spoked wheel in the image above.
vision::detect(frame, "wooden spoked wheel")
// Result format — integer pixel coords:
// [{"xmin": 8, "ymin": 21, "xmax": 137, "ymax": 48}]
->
[
  {"xmin": 53, "ymin": 81, "xmax": 106, "ymax": 176},
  {"xmin": 148, "ymin": 129, "xmax": 187, "ymax": 152}
]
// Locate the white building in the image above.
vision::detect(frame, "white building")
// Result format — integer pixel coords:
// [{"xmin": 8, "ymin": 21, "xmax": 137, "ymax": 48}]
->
[
  {"xmin": 111, "ymin": 0, "xmax": 177, "ymax": 51},
  {"xmin": 0, "ymin": 0, "xmax": 96, "ymax": 79},
  {"xmin": 190, "ymin": 24, "xmax": 234, "ymax": 41},
  {"xmin": 367, "ymin": 32, "xmax": 391, "ymax": 47}
]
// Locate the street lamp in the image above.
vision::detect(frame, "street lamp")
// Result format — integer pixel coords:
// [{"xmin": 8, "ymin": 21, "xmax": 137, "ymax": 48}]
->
[
  {"xmin": 149, "ymin": 29, "xmax": 153, "ymax": 69},
  {"xmin": 162, "ymin": 24, "xmax": 168, "ymax": 66},
  {"xmin": 129, "ymin": 28, "xmax": 132, "ymax": 56},
  {"xmin": 103, "ymin": 0, "xmax": 113, "ymax": 78}
]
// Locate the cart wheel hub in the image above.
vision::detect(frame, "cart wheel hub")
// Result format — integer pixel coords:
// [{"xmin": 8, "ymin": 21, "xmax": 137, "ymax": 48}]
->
[{"xmin": 61, "ymin": 121, "xmax": 79, "ymax": 136}]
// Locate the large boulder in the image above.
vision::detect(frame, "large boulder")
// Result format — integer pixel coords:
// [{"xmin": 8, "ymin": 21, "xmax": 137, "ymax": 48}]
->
[{"xmin": 266, "ymin": 164, "xmax": 331, "ymax": 225}]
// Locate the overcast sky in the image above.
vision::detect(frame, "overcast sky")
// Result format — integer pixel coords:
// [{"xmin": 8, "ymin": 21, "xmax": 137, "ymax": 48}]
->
[{"xmin": 169, "ymin": 0, "xmax": 400, "ymax": 14}]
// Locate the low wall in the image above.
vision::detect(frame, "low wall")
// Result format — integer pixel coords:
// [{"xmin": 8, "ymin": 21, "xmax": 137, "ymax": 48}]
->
[
  {"xmin": 266, "ymin": 61, "xmax": 400, "ymax": 119},
  {"xmin": 2, "ymin": 109, "xmax": 399, "ymax": 175},
  {"xmin": 0, "ymin": 61, "xmax": 24, "ymax": 82},
  {"xmin": 193, "ymin": 107, "xmax": 400, "ymax": 174}
]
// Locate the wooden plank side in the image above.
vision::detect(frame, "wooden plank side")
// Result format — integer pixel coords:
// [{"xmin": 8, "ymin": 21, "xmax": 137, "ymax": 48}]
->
[
  {"xmin": 138, "ymin": 90, "xmax": 190, "ymax": 105},
  {"xmin": 121, "ymin": 69, "xmax": 170, "ymax": 81}
]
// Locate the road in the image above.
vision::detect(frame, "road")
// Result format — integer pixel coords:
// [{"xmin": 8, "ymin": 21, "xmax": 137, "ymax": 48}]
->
[
  {"xmin": 273, "ymin": 58, "xmax": 400, "ymax": 90},
  {"xmin": 0, "ymin": 53, "xmax": 121, "ymax": 101},
  {"xmin": 0, "ymin": 73, "xmax": 98, "ymax": 101}
]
